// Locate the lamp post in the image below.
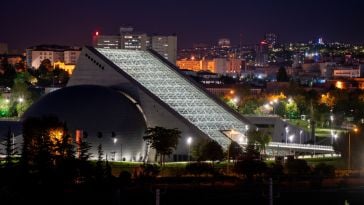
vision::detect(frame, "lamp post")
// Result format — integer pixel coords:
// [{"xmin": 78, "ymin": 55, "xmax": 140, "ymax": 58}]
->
[
  {"xmin": 285, "ymin": 126, "xmax": 289, "ymax": 144},
  {"xmin": 288, "ymin": 134, "xmax": 294, "ymax": 154},
  {"xmin": 227, "ymin": 129, "xmax": 235, "ymax": 175},
  {"xmin": 17, "ymin": 97, "xmax": 24, "ymax": 116},
  {"xmin": 187, "ymin": 137, "xmax": 192, "ymax": 162},
  {"xmin": 330, "ymin": 115, "xmax": 334, "ymax": 145},
  {"xmin": 348, "ymin": 127, "xmax": 358, "ymax": 172},
  {"xmin": 270, "ymin": 99, "xmax": 278, "ymax": 115}
]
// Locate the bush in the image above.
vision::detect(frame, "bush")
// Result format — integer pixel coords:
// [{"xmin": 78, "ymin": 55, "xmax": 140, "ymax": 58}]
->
[
  {"xmin": 185, "ymin": 162, "xmax": 214, "ymax": 176},
  {"xmin": 313, "ymin": 163, "xmax": 335, "ymax": 178},
  {"xmin": 234, "ymin": 159, "xmax": 267, "ymax": 180}
]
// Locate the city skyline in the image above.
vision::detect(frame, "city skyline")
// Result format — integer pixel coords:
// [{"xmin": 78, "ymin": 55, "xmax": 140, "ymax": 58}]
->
[{"xmin": 1, "ymin": 0, "xmax": 364, "ymax": 50}]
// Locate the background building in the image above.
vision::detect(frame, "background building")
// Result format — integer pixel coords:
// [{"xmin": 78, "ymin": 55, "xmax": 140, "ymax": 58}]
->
[
  {"xmin": 151, "ymin": 35, "xmax": 177, "ymax": 64},
  {"xmin": 92, "ymin": 34, "xmax": 120, "ymax": 49},
  {"xmin": 92, "ymin": 26, "xmax": 177, "ymax": 64},
  {"xmin": 177, "ymin": 58, "xmax": 242, "ymax": 75},
  {"xmin": 264, "ymin": 33, "xmax": 277, "ymax": 47},
  {"xmin": 26, "ymin": 45, "xmax": 81, "ymax": 73},
  {"xmin": 0, "ymin": 43, "xmax": 8, "ymax": 54},
  {"xmin": 255, "ymin": 40, "xmax": 269, "ymax": 66}
]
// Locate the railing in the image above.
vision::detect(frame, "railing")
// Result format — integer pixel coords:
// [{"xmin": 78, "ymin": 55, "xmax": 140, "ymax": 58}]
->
[
  {"xmin": 268, "ymin": 142, "xmax": 334, "ymax": 151},
  {"xmin": 239, "ymin": 141, "xmax": 334, "ymax": 152}
]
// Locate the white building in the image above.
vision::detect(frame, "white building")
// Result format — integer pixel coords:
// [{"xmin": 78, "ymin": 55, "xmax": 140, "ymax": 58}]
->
[
  {"xmin": 64, "ymin": 50, "xmax": 81, "ymax": 64},
  {"xmin": 26, "ymin": 45, "xmax": 81, "ymax": 69},
  {"xmin": 31, "ymin": 50, "xmax": 64, "ymax": 68}
]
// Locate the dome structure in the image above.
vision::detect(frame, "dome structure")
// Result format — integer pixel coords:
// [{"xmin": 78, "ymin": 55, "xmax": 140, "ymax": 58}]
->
[{"xmin": 23, "ymin": 85, "xmax": 147, "ymax": 161}]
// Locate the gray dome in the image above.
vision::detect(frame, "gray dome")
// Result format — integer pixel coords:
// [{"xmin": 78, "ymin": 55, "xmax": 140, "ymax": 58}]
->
[{"xmin": 23, "ymin": 85, "xmax": 147, "ymax": 161}]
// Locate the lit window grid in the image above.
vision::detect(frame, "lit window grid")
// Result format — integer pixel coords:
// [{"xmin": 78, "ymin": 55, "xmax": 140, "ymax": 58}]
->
[{"xmin": 96, "ymin": 48, "xmax": 249, "ymax": 149}]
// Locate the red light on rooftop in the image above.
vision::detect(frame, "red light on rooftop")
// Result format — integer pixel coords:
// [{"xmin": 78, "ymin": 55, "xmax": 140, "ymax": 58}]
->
[
  {"xmin": 95, "ymin": 31, "xmax": 99, "ymax": 36},
  {"xmin": 260, "ymin": 40, "xmax": 267, "ymax": 45}
]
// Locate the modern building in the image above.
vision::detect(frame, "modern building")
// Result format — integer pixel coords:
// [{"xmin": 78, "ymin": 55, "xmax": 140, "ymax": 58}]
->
[
  {"xmin": 151, "ymin": 35, "xmax": 177, "ymax": 64},
  {"xmin": 92, "ymin": 34, "xmax": 120, "ymax": 49},
  {"xmin": 23, "ymin": 85, "xmax": 147, "ymax": 162},
  {"xmin": 264, "ymin": 33, "xmax": 277, "ymax": 47},
  {"xmin": 92, "ymin": 27, "xmax": 177, "ymax": 64},
  {"xmin": 66, "ymin": 47, "xmax": 252, "ymax": 161},
  {"xmin": 255, "ymin": 40, "xmax": 269, "ymax": 66}
]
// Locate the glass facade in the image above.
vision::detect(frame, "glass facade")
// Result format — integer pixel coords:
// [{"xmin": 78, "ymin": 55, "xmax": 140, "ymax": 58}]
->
[{"xmin": 97, "ymin": 48, "xmax": 249, "ymax": 148}]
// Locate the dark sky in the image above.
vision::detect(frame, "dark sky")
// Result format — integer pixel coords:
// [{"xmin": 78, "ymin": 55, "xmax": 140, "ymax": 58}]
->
[{"xmin": 1, "ymin": 0, "xmax": 364, "ymax": 50}]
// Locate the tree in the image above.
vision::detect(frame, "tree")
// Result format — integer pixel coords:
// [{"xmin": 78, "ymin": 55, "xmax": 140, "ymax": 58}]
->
[
  {"xmin": 275, "ymin": 101, "xmax": 286, "ymax": 117},
  {"xmin": 143, "ymin": 126, "xmax": 181, "ymax": 165},
  {"xmin": 200, "ymin": 140, "xmax": 224, "ymax": 164},
  {"xmin": 234, "ymin": 159, "xmax": 267, "ymax": 181},
  {"xmin": 0, "ymin": 58, "xmax": 16, "ymax": 87},
  {"xmin": 239, "ymin": 98, "xmax": 260, "ymax": 114},
  {"xmin": 12, "ymin": 74, "xmax": 33, "ymax": 116},
  {"xmin": 285, "ymin": 100, "xmax": 299, "ymax": 119},
  {"xmin": 285, "ymin": 158, "xmax": 311, "ymax": 178},
  {"xmin": 95, "ymin": 143, "xmax": 105, "ymax": 182},
  {"xmin": 247, "ymin": 129, "xmax": 272, "ymax": 155},
  {"xmin": 276, "ymin": 66, "xmax": 289, "ymax": 82},
  {"xmin": 77, "ymin": 140, "xmax": 92, "ymax": 161},
  {"xmin": 228, "ymin": 141, "xmax": 243, "ymax": 161},
  {"xmin": 21, "ymin": 115, "xmax": 68, "ymax": 183}
]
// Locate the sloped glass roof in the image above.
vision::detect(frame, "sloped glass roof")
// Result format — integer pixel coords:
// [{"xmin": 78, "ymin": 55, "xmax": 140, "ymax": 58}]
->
[{"xmin": 96, "ymin": 48, "xmax": 249, "ymax": 149}]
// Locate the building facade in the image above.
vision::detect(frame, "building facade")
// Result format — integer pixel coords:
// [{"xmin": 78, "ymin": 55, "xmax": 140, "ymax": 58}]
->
[
  {"xmin": 92, "ymin": 26, "xmax": 177, "ymax": 64},
  {"xmin": 26, "ymin": 45, "xmax": 81, "ymax": 70}
]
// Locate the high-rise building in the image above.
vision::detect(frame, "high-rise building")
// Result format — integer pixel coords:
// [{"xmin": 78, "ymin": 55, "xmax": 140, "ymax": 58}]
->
[
  {"xmin": 264, "ymin": 33, "xmax": 277, "ymax": 47},
  {"xmin": 92, "ymin": 33, "xmax": 120, "ymax": 49},
  {"xmin": 218, "ymin": 38, "xmax": 231, "ymax": 48},
  {"xmin": 93, "ymin": 26, "xmax": 177, "ymax": 64},
  {"xmin": 255, "ymin": 40, "xmax": 269, "ymax": 66},
  {"xmin": 151, "ymin": 35, "xmax": 177, "ymax": 64}
]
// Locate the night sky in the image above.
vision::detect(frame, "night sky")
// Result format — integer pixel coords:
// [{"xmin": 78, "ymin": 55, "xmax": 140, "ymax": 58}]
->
[{"xmin": 1, "ymin": 0, "xmax": 364, "ymax": 50}]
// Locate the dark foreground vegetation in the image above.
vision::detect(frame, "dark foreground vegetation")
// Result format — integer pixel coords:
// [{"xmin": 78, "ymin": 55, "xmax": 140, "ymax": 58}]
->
[{"xmin": 1, "ymin": 115, "xmax": 364, "ymax": 205}]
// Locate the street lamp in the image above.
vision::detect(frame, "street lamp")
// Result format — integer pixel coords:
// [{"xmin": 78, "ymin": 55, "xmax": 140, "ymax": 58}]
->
[
  {"xmin": 285, "ymin": 126, "xmax": 289, "ymax": 143},
  {"xmin": 299, "ymin": 130, "xmax": 303, "ymax": 144},
  {"xmin": 288, "ymin": 135, "xmax": 294, "ymax": 143},
  {"xmin": 264, "ymin": 104, "xmax": 271, "ymax": 115},
  {"xmin": 348, "ymin": 127, "xmax": 359, "ymax": 171},
  {"xmin": 288, "ymin": 134, "xmax": 295, "ymax": 154},
  {"xmin": 17, "ymin": 97, "xmax": 25, "ymax": 117},
  {"xmin": 330, "ymin": 115, "xmax": 334, "ymax": 144},
  {"xmin": 187, "ymin": 137, "xmax": 192, "ymax": 162},
  {"xmin": 233, "ymin": 97, "xmax": 239, "ymax": 104},
  {"xmin": 270, "ymin": 99, "xmax": 278, "ymax": 115}
]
